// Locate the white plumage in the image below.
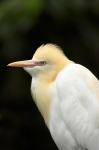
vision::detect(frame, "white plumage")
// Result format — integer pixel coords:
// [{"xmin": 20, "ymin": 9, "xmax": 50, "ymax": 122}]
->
[
  {"xmin": 50, "ymin": 63, "xmax": 99, "ymax": 150},
  {"xmin": 8, "ymin": 44, "xmax": 99, "ymax": 150}
]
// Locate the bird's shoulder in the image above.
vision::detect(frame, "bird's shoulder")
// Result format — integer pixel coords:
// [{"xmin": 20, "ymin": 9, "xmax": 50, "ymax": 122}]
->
[{"xmin": 55, "ymin": 63, "xmax": 99, "ymax": 99}]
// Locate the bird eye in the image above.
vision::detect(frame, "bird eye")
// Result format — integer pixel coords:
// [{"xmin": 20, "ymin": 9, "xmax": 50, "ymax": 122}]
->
[{"xmin": 39, "ymin": 61, "xmax": 47, "ymax": 65}]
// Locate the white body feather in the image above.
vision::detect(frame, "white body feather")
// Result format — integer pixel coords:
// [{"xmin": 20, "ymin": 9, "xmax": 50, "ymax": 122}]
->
[{"xmin": 49, "ymin": 63, "xmax": 99, "ymax": 150}]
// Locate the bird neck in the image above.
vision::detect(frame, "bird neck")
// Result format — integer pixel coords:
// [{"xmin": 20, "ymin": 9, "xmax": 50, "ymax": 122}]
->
[{"xmin": 31, "ymin": 58, "xmax": 72, "ymax": 126}]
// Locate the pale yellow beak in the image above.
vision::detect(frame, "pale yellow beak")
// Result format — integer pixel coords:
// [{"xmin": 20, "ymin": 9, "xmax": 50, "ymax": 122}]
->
[{"xmin": 7, "ymin": 59, "xmax": 38, "ymax": 68}]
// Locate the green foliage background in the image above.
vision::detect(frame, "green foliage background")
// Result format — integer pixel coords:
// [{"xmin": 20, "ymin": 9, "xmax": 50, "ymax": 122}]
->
[{"xmin": 0, "ymin": 0, "xmax": 99, "ymax": 150}]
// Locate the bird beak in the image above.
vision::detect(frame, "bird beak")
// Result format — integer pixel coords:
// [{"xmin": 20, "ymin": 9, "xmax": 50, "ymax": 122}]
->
[{"xmin": 7, "ymin": 59, "xmax": 38, "ymax": 68}]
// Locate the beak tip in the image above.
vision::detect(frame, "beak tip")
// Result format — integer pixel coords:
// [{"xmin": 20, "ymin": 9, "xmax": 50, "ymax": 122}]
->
[
  {"xmin": 7, "ymin": 63, "xmax": 12, "ymax": 67},
  {"xmin": 7, "ymin": 64, "xmax": 10, "ymax": 67}
]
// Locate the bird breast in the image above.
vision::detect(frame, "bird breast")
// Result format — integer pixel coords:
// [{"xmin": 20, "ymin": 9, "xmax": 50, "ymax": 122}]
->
[{"xmin": 31, "ymin": 77, "xmax": 53, "ymax": 126}]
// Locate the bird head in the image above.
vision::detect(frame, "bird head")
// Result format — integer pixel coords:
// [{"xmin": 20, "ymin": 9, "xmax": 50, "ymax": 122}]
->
[{"xmin": 8, "ymin": 44, "xmax": 70, "ymax": 81}]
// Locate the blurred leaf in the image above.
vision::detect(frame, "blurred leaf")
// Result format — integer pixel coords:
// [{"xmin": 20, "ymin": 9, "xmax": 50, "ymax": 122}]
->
[
  {"xmin": 47, "ymin": 0, "xmax": 99, "ymax": 20},
  {"xmin": 0, "ymin": 0, "xmax": 45, "ymax": 37}
]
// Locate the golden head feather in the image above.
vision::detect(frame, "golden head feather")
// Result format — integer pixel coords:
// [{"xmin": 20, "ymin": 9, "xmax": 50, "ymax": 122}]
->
[
  {"xmin": 31, "ymin": 43, "xmax": 71, "ymax": 82},
  {"xmin": 33, "ymin": 43, "xmax": 66, "ymax": 62}
]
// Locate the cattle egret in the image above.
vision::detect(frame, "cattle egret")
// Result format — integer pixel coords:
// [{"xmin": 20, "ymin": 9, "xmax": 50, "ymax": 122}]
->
[{"xmin": 8, "ymin": 44, "xmax": 99, "ymax": 150}]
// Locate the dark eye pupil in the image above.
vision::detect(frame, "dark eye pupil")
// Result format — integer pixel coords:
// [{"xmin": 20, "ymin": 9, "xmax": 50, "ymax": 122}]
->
[{"xmin": 40, "ymin": 61, "xmax": 46, "ymax": 65}]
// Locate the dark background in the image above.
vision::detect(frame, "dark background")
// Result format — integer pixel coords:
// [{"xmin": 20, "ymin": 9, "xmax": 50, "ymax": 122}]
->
[{"xmin": 0, "ymin": 0, "xmax": 99, "ymax": 150}]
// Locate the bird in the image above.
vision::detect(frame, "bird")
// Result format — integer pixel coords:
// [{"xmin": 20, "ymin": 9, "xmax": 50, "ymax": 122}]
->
[{"xmin": 8, "ymin": 44, "xmax": 99, "ymax": 150}]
